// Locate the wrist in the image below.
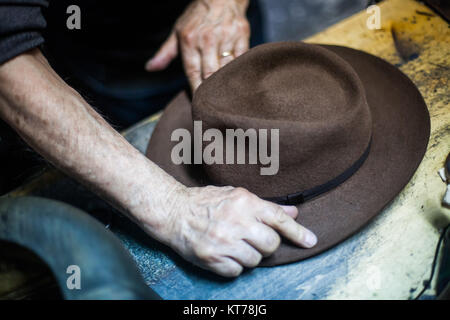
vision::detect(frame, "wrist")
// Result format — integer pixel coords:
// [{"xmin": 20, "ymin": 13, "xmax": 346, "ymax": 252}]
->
[
  {"xmin": 129, "ymin": 163, "xmax": 188, "ymax": 242},
  {"xmin": 201, "ymin": 0, "xmax": 249, "ymax": 14},
  {"xmin": 229, "ymin": 0, "xmax": 249, "ymax": 12}
]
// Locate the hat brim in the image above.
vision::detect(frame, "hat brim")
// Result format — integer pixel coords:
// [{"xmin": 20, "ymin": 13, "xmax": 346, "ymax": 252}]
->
[{"xmin": 145, "ymin": 44, "xmax": 430, "ymax": 266}]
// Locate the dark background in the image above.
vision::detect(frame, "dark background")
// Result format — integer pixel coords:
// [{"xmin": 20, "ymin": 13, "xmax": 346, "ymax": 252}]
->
[
  {"xmin": 259, "ymin": 0, "xmax": 367, "ymax": 41},
  {"xmin": 0, "ymin": 0, "xmax": 370, "ymax": 195}
]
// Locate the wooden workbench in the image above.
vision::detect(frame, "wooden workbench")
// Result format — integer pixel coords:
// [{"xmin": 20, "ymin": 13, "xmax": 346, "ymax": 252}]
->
[{"xmin": 1, "ymin": 0, "xmax": 449, "ymax": 299}]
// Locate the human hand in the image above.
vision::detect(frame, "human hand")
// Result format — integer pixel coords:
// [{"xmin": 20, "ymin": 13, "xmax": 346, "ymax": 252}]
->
[
  {"xmin": 143, "ymin": 185, "xmax": 317, "ymax": 277},
  {"xmin": 145, "ymin": 0, "xmax": 251, "ymax": 92}
]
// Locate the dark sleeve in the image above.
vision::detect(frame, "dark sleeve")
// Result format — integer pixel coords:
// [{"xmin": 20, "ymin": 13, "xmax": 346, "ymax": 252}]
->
[{"xmin": 0, "ymin": 0, "xmax": 49, "ymax": 65}]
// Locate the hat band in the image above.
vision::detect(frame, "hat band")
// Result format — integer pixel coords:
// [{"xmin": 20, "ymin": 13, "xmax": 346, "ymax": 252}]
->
[{"xmin": 264, "ymin": 139, "xmax": 372, "ymax": 206}]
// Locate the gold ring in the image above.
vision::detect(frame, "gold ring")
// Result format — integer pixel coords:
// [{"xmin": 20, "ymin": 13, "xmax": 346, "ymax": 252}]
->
[{"xmin": 220, "ymin": 51, "xmax": 233, "ymax": 58}]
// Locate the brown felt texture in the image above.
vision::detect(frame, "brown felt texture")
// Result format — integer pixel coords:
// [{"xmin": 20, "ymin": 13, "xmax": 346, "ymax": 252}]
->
[
  {"xmin": 192, "ymin": 43, "xmax": 372, "ymax": 197},
  {"xmin": 146, "ymin": 42, "xmax": 430, "ymax": 266}
]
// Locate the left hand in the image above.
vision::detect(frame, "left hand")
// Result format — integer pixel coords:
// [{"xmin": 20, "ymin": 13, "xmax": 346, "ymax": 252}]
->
[{"xmin": 145, "ymin": 0, "xmax": 250, "ymax": 92}]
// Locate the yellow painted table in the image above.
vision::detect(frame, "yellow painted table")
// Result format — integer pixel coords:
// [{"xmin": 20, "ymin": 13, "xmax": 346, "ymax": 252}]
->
[
  {"xmin": 1, "ymin": 0, "xmax": 449, "ymax": 299},
  {"xmin": 304, "ymin": 0, "xmax": 450, "ymax": 298}
]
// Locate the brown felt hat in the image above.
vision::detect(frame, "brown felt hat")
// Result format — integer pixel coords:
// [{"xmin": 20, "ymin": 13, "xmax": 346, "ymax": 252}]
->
[{"xmin": 146, "ymin": 42, "xmax": 430, "ymax": 266}]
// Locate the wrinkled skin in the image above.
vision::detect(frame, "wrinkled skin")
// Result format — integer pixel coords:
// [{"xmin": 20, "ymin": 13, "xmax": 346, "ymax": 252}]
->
[
  {"xmin": 146, "ymin": 0, "xmax": 251, "ymax": 92},
  {"xmin": 143, "ymin": 185, "xmax": 317, "ymax": 277},
  {"xmin": 0, "ymin": 0, "xmax": 318, "ymax": 278}
]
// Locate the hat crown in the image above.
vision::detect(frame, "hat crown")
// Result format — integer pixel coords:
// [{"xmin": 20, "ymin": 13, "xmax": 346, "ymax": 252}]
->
[{"xmin": 193, "ymin": 42, "xmax": 372, "ymax": 198}]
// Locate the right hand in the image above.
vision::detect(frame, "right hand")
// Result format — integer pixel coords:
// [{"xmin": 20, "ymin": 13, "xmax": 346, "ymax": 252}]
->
[{"xmin": 145, "ymin": 185, "xmax": 317, "ymax": 277}]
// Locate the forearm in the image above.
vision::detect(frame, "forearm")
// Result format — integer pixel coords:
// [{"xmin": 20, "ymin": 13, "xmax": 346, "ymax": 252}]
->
[
  {"xmin": 0, "ymin": 48, "xmax": 316, "ymax": 278},
  {"xmin": 0, "ymin": 49, "xmax": 182, "ymax": 239}
]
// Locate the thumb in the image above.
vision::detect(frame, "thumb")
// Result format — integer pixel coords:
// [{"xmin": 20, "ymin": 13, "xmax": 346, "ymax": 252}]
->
[{"xmin": 145, "ymin": 32, "xmax": 178, "ymax": 71}]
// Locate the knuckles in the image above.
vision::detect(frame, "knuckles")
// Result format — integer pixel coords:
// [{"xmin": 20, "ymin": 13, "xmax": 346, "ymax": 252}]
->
[
  {"xmin": 230, "ymin": 187, "xmax": 253, "ymax": 201},
  {"xmin": 179, "ymin": 29, "xmax": 196, "ymax": 45},
  {"xmin": 274, "ymin": 207, "xmax": 290, "ymax": 225},
  {"xmin": 201, "ymin": 31, "xmax": 215, "ymax": 45},
  {"xmin": 193, "ymin": 243, "xmax": 217, "ymax": 264},
  {"xmin": 177, "ymin": 17, "xmax": 250, "ymax": 48},
  {"xmin": 207, "ymin": 224, "xmax": 234, "ymax": 243},
  {"xmin": 224, "ymin": 264, "xmax": 243, "ymax": 277},
  {"xmin": 265, "ymin": 233, "xmax": 281, "ymax": 253},
  {"xmin": 236, "ymin": 19, "xmax": 250, "ymax": 36},
  {"xmin": 248, "ymin": 252, "xmax": 263, "ymax": 267},
  {"xmin": 193, "ymin": 244, "xmax": 244, "ymax": 277},
  {"xmin": 187, "ymin": 186, "xmax": 283, "ymax": 277},
  {"xmin": 249, "ymin": 225, "xmax": 280, "ymax": 253}
]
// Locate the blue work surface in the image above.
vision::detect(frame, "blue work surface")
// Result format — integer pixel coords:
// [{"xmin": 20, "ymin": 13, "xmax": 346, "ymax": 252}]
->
[
  {"xmin": 12, "ymin": 111, "xmax": 437, "ymax": 300},
  {"xmin": 7, "ymin": 0, "xmax": 447, "ymax": 299},
  {"xmin": 109, "ymin": 120, "xmax": 378, "ymax": 300},
  {"xmin": 114, "ymin": 226, "xmax": 363, "ymax": 300},
  {"xmin": 116, "ymin": 116, "xmax": 367, "ymax": 299},
  {"xmin": 114, "ymin": 108, "xmax": 442, "ymax": 300}
]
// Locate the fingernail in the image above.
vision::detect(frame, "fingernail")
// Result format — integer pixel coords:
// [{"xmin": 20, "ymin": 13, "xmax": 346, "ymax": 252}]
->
[{"xmin": 304, "ymin": 230, "xmax": 317, "ymax": 248}]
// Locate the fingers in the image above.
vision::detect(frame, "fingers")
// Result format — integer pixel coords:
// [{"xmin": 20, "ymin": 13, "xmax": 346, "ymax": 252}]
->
[
  {"xmin": 182, "ymin": 31, "xmax": 221, "ymax": 91},
  {"xmin": 218, "ymin": 40, "xmax": 235, "ymax": 68},
  {"xmin": 185, "ymin": 34, "xmax": 247, "ymax": 91},
  {"xmin": 200, "ymin": 240, "xmax": 262, "ymax": 277},
  {"xmin": 145, "ymin": 32, "xmax": 178, "ymax": 71},
  {"xmin": 243, "ymin": 223, "xmax": 281, "ymax": 257},
  {"xmin": 208, "ymin": 256, "xmax": 244, "ymax": 278},
  {"xmin": 201, "ymin": 43, "xmax": 220, "ymax": 80},
  {"xmin": 226, "ymin": 240, "xmax": 262, "ymax": 268},
  {"xmin": 174, "ymin": 186, "xmax": 318, "ymax": 279},
  {"xmin": 234, "ymin": 35, "xmax": 249, "ymax": 58},
  {"xmin": 280, "ymin": 205, "xmax": 299, "ymax": 219},
  {"xmin": 180, "ymin": 44, "xmax": 203, "ymax": 92},
  {"xmin": 260, "ymin": 205, "xmax": 317, "ymax": 248},
  {"xmin": 150, "ymin": 0, "xmax": 251, "ymax": 92}
]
